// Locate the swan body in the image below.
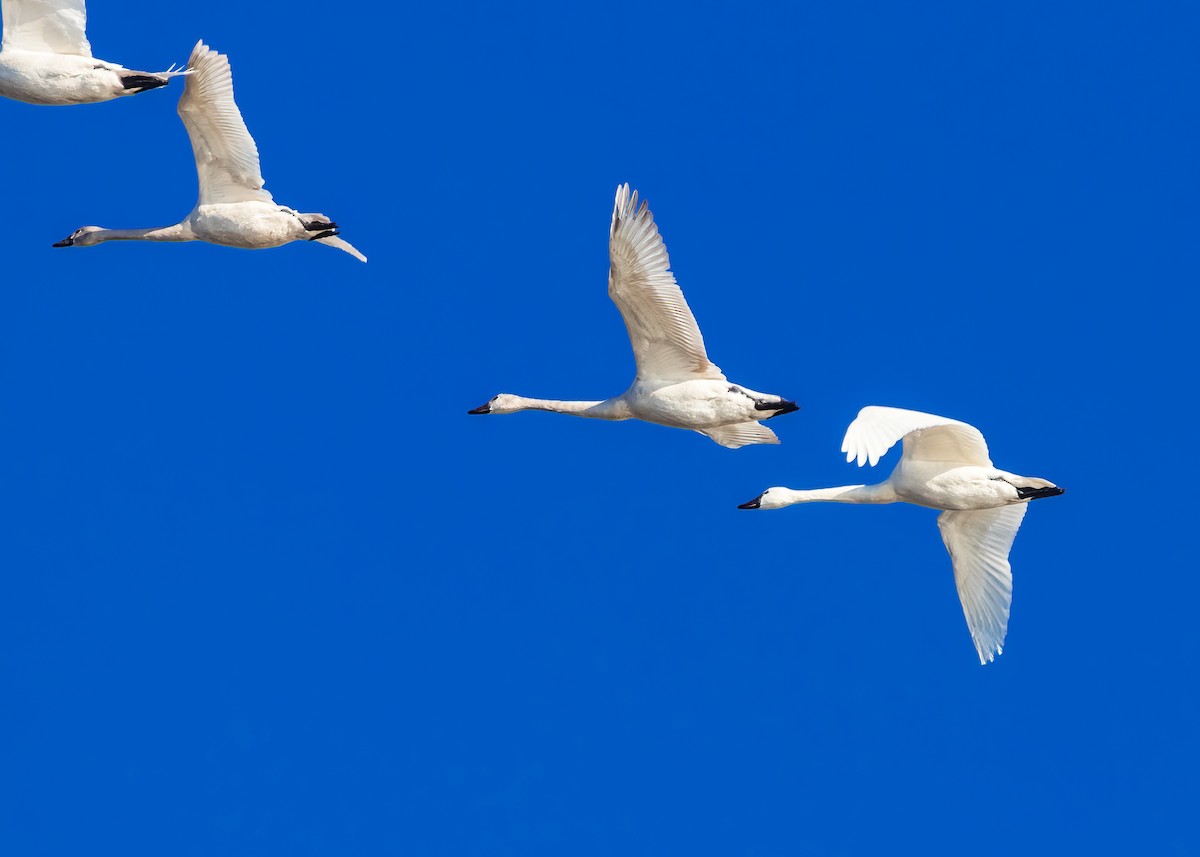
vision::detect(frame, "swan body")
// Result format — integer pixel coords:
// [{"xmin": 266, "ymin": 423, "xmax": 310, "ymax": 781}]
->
[
  {"xmin": 469, "ymin": 185, "xmax": 797, "ymax": 448},
  {"xmin": 0, "ymin": 0, "xmax": 187, "ymax": 105},
  {"xmin": 53, "ymin": 41, "xmax": 365, "ymax": 262},
  {"xmin": 739, "ymin": 406, "xmax": 1063, "ymax": 663}
]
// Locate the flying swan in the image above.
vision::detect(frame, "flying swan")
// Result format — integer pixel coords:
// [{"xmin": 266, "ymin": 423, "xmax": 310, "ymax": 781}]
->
[
  {"xmin": 468, "ymin": 184, "xmax": 797, "ymax": 448},
  {"xmin": 738, "ymin": 406, "xmax": 1063, "ymax": 662},
  {"xmin": 0, "ymin": 0, "xmax": 187, "ymax": 105},
  {"xmin": 53, "ymin": 41, "xmax": 365, "ymax": 262}
]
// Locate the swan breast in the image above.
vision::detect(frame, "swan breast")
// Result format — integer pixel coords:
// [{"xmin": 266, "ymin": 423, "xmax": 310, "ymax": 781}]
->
[
  {"xmin": 627, "ymin": 379, "xmax": 764, "ymax": 428},
  {"xmin": 892, "ymin": 463, "xmax": 1022, "ymax": 511},
  {"xmin": 189, "ymin": 204, "xmax": 303, "ymax": 249}
]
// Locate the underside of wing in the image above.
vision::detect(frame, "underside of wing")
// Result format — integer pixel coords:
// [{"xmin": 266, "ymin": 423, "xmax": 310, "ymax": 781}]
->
[
  {"xmin": 938, "ymin": 504, "xmax": 1028, "ymax": 664},
  {"xmin": 177, "ymin": 41, "xmax": 273, "ymax": 206},
  {"xmin": 1, "ymin": 0, "xmax": 91, "ymax": 56},
  {"xmin": 697, "ymin": 421, "xmax": 779, "ymax": 448},
  {"xmin": 608, "ymin": 184, "xmax": 724, "ymax": 383},
  {"xmin": 841, "ymin": 405, "xmax": 991, "ymax": 467},
  {"xmin": 314, "ymin": 234, "xmax": 367, "ymax": 263}
]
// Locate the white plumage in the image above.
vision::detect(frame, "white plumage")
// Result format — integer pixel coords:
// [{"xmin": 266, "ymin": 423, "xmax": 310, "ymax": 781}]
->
[
  {"xmin": 177, "ymin": 44, "xmax": 272, "ymax": 207},
  {"xmin": 52, "ymin": 42, "xmax": 366, "ymax": 262},
  {"xmin": 0, "ymin": 0, "xmax": 187, "ymax": 105},
  {"xmin": 468, "ymin": 184, "xmax": 797, "ymax": 448},
  {"xmin": 740, "ymin": 406, "xmax": 1063, "ymax": 663},
  {"xmin": 607, "ymin": 184, "xmax": 725, "ymax": 383}
]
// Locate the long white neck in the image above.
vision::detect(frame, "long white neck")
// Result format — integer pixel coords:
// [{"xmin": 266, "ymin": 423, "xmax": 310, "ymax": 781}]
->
[
  {"xmin": 510, "ymin": 396, "xmax": 628, "ymax": 420},
  {"xmin": 92, "ymin": 223, "xmax": 191, "ymax": 243},
  {"xmin": 773, "ymin": 483, "xmax": 895, "ymax": 506}
]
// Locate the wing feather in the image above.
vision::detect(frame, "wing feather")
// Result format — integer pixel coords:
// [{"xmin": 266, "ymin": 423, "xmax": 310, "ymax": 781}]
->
[
  {"xmin": 938, "ymin": 504, "xmax": 1028, "ymax": 664},
  {"xmin": 841, "ymin": 405, "xmax": 991, "ymax": 467},
  {"xmin": 177, "ymin": 41, "xmax": 273, "ymax": 206},
  {"xmin": 315, "ymin": 234, "xmax": 367, "ymax": 263},
  {"xmin": 1, "ymin": 0, "xmax": 91, "ymax": 56},
  {"xmin": 607, "ymin": 184, "xmax": 724, "ymax": 383},
  {"xmin": 697, "ymin": 421, "xmax": 779, "ymax": 448}
]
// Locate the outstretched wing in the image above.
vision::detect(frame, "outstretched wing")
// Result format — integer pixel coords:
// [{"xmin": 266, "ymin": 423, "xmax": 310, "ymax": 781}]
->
[
  {"xmin": 938, "ymin": 504, "xmax": 1028, "ymax": 664},
  {"xmin": 607, "ymin": 184, "xmax": 724, "ymax": 383},
  {"xmin": 177, "ymin": 41, "xmax": 273, "ymax": 206},
  {"xmin": 1, "ymin": 0, "xmax": 91, "ymax": 56},
  {"xmin": 841, "ymin": 405, "xmax": 991, "ymax": 468}
]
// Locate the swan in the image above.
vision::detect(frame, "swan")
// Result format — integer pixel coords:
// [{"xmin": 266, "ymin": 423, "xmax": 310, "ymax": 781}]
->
[
  {"xmin": 468, "ymin": 185, "xmax": 797, "ymax": 448},
  {"xmin": 0, "ymin": 0, "xmax": 187, "ymax": 105},
  {"xmin": 52, "ymin": 41, "xmax": 365, "ymax": 262},
  {"xmin": 738, "ymin": 406, "xmax": 1063, "ymax": 663}
]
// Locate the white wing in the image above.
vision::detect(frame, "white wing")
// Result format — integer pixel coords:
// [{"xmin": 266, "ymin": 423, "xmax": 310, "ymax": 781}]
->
[
  {"xmin": 1, "ymin": 0, "xmax": 91, "ymax": 56},
  {"xmin": 841, "ymin": 405, "xmax": 991, "ymax": 468},
  {"xmin": 607, "ymin": 184, "xmax": 724, "ymax": 383},
  {"xmin": 938, "ymin": 504, "xmax": 1028, "ymax": 664},
  {"xmin": 697, "ymin": 421, "xmax": 779, "ymax": 448},
  {"xmin": 314, "ymin": 234, "xmax": 367, "ymax": 263},
  {"xmin": 177, "ymin": 41, "xmax": 273, "ymax": 206}
]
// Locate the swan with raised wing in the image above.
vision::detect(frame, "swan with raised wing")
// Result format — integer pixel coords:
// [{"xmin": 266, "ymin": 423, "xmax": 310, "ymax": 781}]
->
[
  {"xmin": 738, "ymin": 406, "xmax": 1063, "ymax": 663},
  {"xmin": 53, "ymin": 41, "xmax": 365, "ymax": 261},
  {"xmin": 468, "ymin": 184, "xmax": 797, "ymax": 448},
  {"xmin": 0, "ymin": 0, "xmax": 187, "ymax": 105}
]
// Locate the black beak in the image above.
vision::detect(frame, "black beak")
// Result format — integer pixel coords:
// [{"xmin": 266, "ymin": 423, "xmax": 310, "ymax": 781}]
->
[
  {"xmin": 467, "ymin": 403, "xmax": 491, "ymax": 415},
  {"xmin": 737, "ymin": 495, "xmax": 762, "ymax": 510},
  {"xmin": 52, "ymin": 237, "xmax": 74, "ymax": 248}
]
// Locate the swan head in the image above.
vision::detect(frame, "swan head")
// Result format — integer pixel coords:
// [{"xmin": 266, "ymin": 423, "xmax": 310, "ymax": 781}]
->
[
  {"xmin": 737, "ymin": 488, "xmax": 789, "ymax": 510},
  {"xmin": 53, "ymin": 226, "xmax": 104, "ymax": 248},
  {"xmin": 468, "ymin": 393, "xmax": 523, "ymax": 415}
]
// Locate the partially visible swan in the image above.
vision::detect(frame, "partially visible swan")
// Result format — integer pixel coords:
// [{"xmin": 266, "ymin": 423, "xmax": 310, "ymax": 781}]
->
[
  {"xmin": 468, "ymin": 184, "xmax": 797, "ymax": 448},
  {"xmin": 738, "ymin": 406, "xmax": 1063, "ymax": 663},
  {"xmin": 53, "ymin": 41, "xmax": 365, "ymax": 262},
  {"xmin": 0, "ymin": 0, "xmax": 187, "ymax": 105}
]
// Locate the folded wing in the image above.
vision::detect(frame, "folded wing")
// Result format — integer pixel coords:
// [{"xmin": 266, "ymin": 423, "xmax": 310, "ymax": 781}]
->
[
  {"xmin": 608, "ymin": 184, "xmax": 724, "ymax": 383},
  {"xmin": 177, "ymin": 41, "xmax": 273, "ymax": 206},
  {"xmin": 841, "ymin": 405, "xmax": 991, "ymax": 468},
  {"xmin": 1, "ymin": 0, "xmax": 91, "ymax": 56},
  {"xmin": 937, "ymin": 504, "xmax": 1028, "ymax": 664}
]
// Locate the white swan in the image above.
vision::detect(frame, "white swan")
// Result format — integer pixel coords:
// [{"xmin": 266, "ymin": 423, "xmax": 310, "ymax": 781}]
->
[
  {"xmin": 0, "ymin": 0, "xmax": 187, "ymax": 105},
  {"xmin": 468, "ymin": 184, "xmax": 797, "ymax": 448},
  {"xmin": 738, "ymin": 406, "xmax": 1063, "ymax": 663},
  {"xmin": 53, "ymin": 41, "xmax": 365, "ymax": 262}
]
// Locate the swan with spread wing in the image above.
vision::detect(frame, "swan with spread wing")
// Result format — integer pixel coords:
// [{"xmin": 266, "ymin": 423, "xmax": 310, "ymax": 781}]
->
[
  {"xmin": 739, "ymin": 406, "xmax": 1063, "ymax": 663},
  {"xmin": 53, "ymin": 41, "xmax": 365, "ymax": 262},
  {"xmin": 468, "ymin": 184, "xmax": 797, "ymax": 448}
]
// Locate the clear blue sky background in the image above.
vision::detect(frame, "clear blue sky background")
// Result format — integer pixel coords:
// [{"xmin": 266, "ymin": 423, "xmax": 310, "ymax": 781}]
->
[{"xmin": 1, "ymin": 1, "xmax": 1196, "ymax": 854}]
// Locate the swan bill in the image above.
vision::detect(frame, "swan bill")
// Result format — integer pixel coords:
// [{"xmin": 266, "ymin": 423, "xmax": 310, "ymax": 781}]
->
[
  {"xmin": 52, "ymin": 236, "xmax": 74, "ymax": 248},
  {"xmin": 467, "ymin": 403, "xmax": 491, "ymax": 415},
  {"xmin": 737, "ymin": 494, "xmax": 763, "ymax": 510}
]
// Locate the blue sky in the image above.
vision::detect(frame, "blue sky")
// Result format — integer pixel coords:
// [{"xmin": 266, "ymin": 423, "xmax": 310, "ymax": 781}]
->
[{"xmin": 1, "ymin": 1, "xmax": 1196, "ymax": 854}]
